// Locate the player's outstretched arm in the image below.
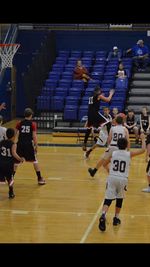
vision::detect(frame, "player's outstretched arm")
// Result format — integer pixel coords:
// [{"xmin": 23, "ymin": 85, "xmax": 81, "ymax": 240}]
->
[
  {"xmin": 99, "ymin": 89, "xmax": 115, "ymax": 103},
  {"xmin": 11, "ymin": 143, "xmax": 24, "ymax": 162}
]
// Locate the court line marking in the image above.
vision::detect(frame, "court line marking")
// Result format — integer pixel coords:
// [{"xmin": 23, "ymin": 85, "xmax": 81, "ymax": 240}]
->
[
  {"xmin": 0, "ymin": 208, "xmax": 149, "ymax": 217},
  {"xmin": 12, "ymin": 210, "xmax": 29, "ymax": 215},
  {"xmin": 0, "ymin": 209, "xmax": 95, "ymax": 215},
  {"xmin": 47, "ymin": 177, "xmax": 63, "ymax": 180},
  {"xmin": 80, "ymin": 200, "xmax": 104, "ymax": 243}
]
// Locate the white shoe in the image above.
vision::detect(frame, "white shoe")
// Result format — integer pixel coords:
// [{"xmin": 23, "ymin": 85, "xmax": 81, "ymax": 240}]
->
[
  {"xmin": 84, "ymin": 152, "xmax": 88, "ymax": 159},
  {"xmin": 142, "ymin": 187, "xmax": 150, "ymax": 193}
]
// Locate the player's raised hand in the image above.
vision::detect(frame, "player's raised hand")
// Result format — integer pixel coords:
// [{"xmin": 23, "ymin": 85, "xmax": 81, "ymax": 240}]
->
[{"xmin": 109, "ymin": 89, "xmax": 115, "ymax": 95}]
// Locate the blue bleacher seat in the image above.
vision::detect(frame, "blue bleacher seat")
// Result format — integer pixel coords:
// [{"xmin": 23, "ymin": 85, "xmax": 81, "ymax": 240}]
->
[
  {"xmin": 88, "ymin": 79, "xmax": 100, "ymax": 87},
  {"xmin": 65, "ymin": 96, "xmax": 79, "ymax": 105},
  {"xmin": 59, "ymin": 79, "xmax": 72, "ymax": 88},
  {"xmin": 52, "ymin": 64, "xmax": 65, "ymax": 72},
  {"xmin": 55, "ymin": 87, "xmax": 68, "ymax": 97},
  {"xmin": 91, "ymin": 72, "xmax": 103, "ymax": 80},
  {"xmin": 95, "ymin": 51, "xmax": 107, "ymax": 58},
  {"xmin": 84, "ymin": 87, "xmax": 94, "ymax": 96},
  {"xmin": 65, "ymin": 64, "xmax": 75, "ymax": 71},
  {"xmin": 41, "ymin": 87, "xmax": 55, "ymax": 97},
  {"xmin": 101, "ymin": 79, "xmax": 115, "ymax": 88},
  {"xmin": 81, "ymin": 96, "xmax": 89, "ymax": 105},
  {"xmin": 68, "ymin": 57, "xmax": 78, "ymax": 64},
  {"xmin": 70, "ymin": 51, "xmax": 82, "ymax": 58},
  {"xmin": 115, "ymin": 77, "xmax": 128, "ymax": 90},
  {"xmin": 72, "ymin": 80, "xmax": 84, "ymax": 88},
  {"xmin": 69, "ymin": 87, "xmax": 82, "ymax": 97},
  {"xmin": 61, "ymin": 71, "xmax": 73, "ymax": 79},
  {"xmin": 78, "ymin": 105, "xmax": 88, "ymax": 121},
  {"xmin": 83, "ymin": 51, "xmax": 94, "ymax": 57},
  {"xmin": 64, "ymin": 105, "xmax": 78, "ymax": 121},
  {"xmin": 51, "ymin": 96, "xmax": 65, "ymax": 111},
  {"xmin": 95, "ymin": 57, "xmax": 106, "ymax": 64},
  {"xmin": 37, "ymin": 96, "xmax": 51, "ymax": 111}
]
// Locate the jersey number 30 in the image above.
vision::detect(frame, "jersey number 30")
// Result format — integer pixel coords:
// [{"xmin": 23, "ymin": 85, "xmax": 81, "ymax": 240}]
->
[{"xmin": 113, "ymin": 160, "xmax": 126, "ymax": 173}]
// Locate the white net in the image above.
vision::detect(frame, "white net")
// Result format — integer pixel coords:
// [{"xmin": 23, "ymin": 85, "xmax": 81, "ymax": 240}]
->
[{"xmin": 0, "ymin": 44, "xmax": 20, "ymax": 69}]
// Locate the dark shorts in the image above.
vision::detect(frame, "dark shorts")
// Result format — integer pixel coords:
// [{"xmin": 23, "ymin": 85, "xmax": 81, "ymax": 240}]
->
[
  {"xmin": 0, "ymin": 162, "xmax": 14, "ymax": 182},
  {"xmin": 146, "ymin": 134, "xmax": 150, "ymax": 146},
  {"xmin": 16, "ymin": 142, "xmax": 36, "ymax": 162},
  {"xmin": 87, "ymin": 112, "xmax": 108, "ymax": 128}
]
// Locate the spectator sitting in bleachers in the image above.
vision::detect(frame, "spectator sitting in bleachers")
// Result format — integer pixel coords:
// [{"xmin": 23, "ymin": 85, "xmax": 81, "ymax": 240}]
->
[
  {"xmin": 126, "ymin": 39, "xmax": 149, "ymax": 71},
  {"xmin": 111, "ymin": 107, "xmax": 119, "ymax": 126},
  {"xmin": 107, "ymin": 46, "xmax": 122, "ymax": 62},
  {"xmin": 73, "ymin": 59, "xmax": 91, "ymax": 83},
  {"xmin": 124, "ymin": 109, "xmax": 139, "ymax": 144},
  {"xmin": 116, "ymin": 63, "xmax": 127, "ymax": 79},
  {"xmin": 140, "ymin": 107, "xmax": 150, "ymax": 134}
]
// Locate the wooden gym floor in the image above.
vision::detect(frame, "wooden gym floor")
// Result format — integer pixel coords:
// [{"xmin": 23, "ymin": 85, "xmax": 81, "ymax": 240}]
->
[{"xmin": 0, "ymin": 120, "xmax": 150, "ymax": 243}]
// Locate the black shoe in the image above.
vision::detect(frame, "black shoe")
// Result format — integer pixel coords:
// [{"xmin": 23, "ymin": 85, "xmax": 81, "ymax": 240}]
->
[
  {"xmin": 38, "ymin": 177, "xmax": 46, "ymax": 185},
  {"xmin": 9, "ymin": 189, "xmax": 15, "ymax": 199},
  {"xmin": 113, "ymin": 217, "xmax": 121, "ymax": 226},
  {"xmin": 88, "ymin": 168, "xmax": 96, "ymax": 177},
  {"xmin": 99, "ymin": 215, "xmax": 106, "ymax": 231}
]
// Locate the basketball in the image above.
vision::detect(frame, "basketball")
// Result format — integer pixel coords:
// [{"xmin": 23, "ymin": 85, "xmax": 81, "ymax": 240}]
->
[{"xmin": 117, "ymin": 113, "xmax": 126, "ymax": 121}]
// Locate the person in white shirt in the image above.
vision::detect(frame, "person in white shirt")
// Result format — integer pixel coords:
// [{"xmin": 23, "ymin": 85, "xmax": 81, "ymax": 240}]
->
[
  {"xmin": 88, "ymin": 115, "xmax": 130, "ymax": 176},
  {"xmin": 99, "ymin": 133, "xmax": 146, "ymax": 231},
  {"xmin": 0, "ymin": 115, "xmax": 6, "ymax": 142}
]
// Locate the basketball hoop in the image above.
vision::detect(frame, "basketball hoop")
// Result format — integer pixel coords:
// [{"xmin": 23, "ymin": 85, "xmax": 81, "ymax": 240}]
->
[{"xmin": 0, "ymin": 43, "xmax": 20, "ymax": 70}]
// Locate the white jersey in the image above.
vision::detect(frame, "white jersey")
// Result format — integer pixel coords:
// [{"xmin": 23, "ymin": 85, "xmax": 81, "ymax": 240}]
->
[
  {"xmin": 110, "ymin": 125, "xmax": 127, "ymax": 146},
  {"xmin": 109, "ymin": 150, "xmax": 131, "ymax": 179},
  {"xmin": 0, "ymin": 126, "xmax": 6, "ymax": 142}
]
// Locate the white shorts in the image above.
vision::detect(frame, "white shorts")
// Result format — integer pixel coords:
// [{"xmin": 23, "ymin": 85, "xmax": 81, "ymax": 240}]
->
[
  {"xmin": 105, "ymin": 175, "xmax": 128, "ymax": 199},
  {"xmin": 96, "ymin": 129, "xmax": 108, "ymax": 146},
  {"xmin": 102, "ymin": 145, "xmax": 118, "ymax": 160}
]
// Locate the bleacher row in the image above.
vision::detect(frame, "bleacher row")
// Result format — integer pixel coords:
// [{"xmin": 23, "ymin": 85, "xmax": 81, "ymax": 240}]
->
[{"xmin": 36, "ymin": 50, "xmax": 132, "ymax": 122}]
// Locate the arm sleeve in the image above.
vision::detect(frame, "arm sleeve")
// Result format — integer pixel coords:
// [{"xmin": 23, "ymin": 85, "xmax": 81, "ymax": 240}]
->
[
  {"xmin": 16, "ymin": 121, "xmax": 21, "ymax": 130},
  {"xmin": 32, "ymin": 122, "xmax": 37, "ymax": 131}
]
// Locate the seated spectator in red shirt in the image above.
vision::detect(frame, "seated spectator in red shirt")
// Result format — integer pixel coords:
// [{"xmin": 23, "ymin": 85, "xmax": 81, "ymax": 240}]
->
[
  {"xmin": 116, "ymin": 63, "xmax": 127, "ymax": 79},
  {"xmin": 73, "ymin": 60, "xmax": 91, "ymax": 83}
]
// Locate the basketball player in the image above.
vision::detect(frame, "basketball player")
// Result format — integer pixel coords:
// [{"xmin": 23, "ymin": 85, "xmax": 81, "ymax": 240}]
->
[
  {"xmin": 14, "ymin": 108, "xmax": 46, "ymax": 185},
  {"xmin": 82, "ymin": 86, "xmax": 114, "ymax": 151},
  {"xmin": 84, "ymin": 107, "xmax": 112, "ymax": 159},
  {"xmin": 88, "ymin": 116, "xmax": 130, "ymax": 176},
  {"xmin": 0, "ymin": 128, "xmax": 24, "ymax": 198},
  {"xmin": 0, "ymin": 115, "xmax": 6, "ymax": 142},
  {"xmin": 99, "ymin": 133, "xmax": 146, "ymax": 232}
]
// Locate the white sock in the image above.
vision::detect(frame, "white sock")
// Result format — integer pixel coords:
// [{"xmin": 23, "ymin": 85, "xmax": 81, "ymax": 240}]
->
[{"xmin": 115, "ymin": 213, "xmax": 119, "ymax": 218}]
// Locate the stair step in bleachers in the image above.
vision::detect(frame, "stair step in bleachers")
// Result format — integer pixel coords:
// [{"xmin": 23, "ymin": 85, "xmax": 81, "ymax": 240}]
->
[
  {"xmin": 132, "ymin": 73, "xmax": 150, "ymax": 80},
  {"xmin": 129, "ymin": 88, "xmax": 150, "ymax": 96}
]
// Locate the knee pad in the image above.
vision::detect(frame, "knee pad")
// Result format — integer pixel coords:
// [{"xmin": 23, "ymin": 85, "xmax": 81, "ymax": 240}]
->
[
  {"xmin": 116, "ymin": 198, "xmax": 123, "ymax": 208},
  {"xmin": 104, "ymin": 199, "xmax": 112, "ymax": 206}
]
